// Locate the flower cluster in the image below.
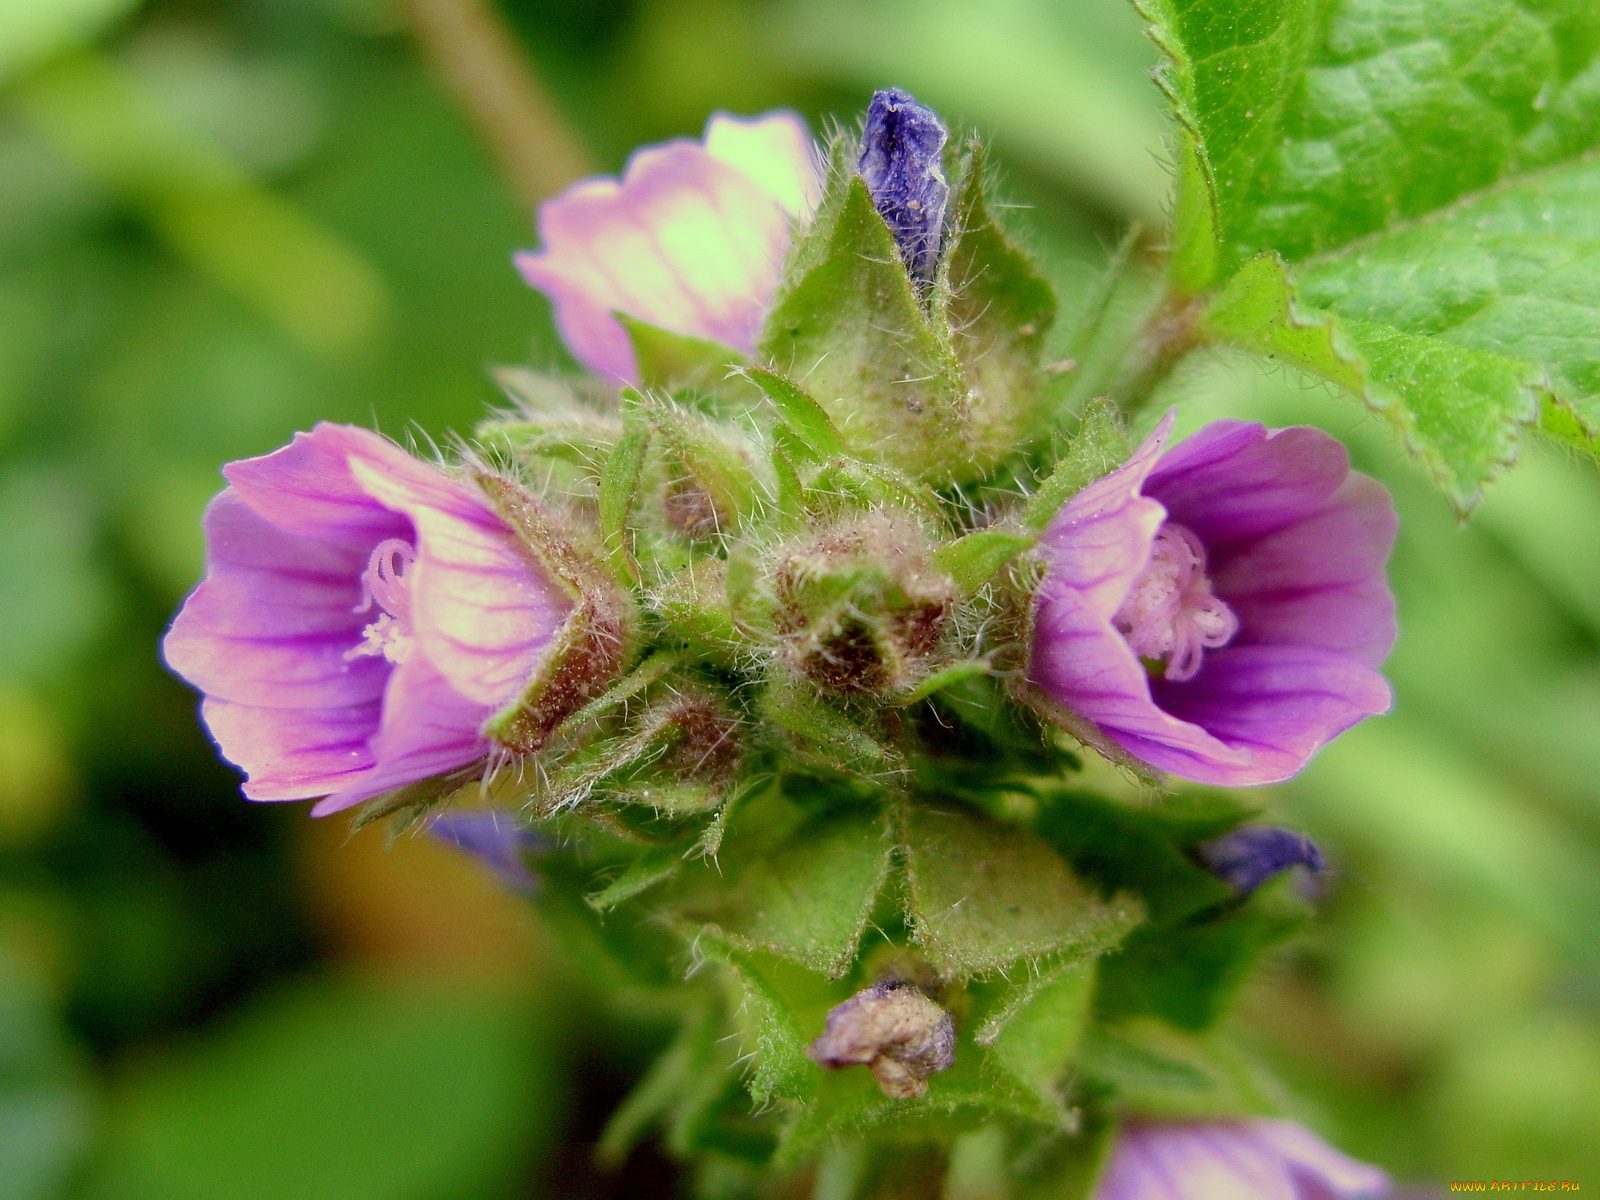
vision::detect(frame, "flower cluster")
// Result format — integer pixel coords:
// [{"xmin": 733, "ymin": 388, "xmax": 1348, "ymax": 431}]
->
[{"xmin": 164, "ymin": 90, "xmax": 1400, "ymax": 1199}]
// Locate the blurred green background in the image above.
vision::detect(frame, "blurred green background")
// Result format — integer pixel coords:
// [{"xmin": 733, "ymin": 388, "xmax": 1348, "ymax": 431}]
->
[{"xmin": 1, "ymin": 0, "xmax": 1596, "ymax": 1195}]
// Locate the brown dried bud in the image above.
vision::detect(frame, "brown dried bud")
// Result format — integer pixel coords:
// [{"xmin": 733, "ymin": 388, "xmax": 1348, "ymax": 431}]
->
[{"xmin": 806, "ymin": 981, "xmax": 955, "ymax": 1099}]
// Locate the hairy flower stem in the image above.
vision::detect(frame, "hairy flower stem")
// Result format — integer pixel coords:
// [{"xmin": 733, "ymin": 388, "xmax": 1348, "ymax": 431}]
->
[
  {"xmin": 399, "ymin": 0, "xmax": 592, "ymax": 207},
  {"xmin": 1110, "ymin": 291, "xmax": 1206, "ymax": 416}
]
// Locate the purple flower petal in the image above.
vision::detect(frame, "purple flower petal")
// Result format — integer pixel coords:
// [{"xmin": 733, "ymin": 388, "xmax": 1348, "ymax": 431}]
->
[
  {"xmin": 1095, "ymin": 1121, "xmax": 1389, "ymax": 1200},
  {"xmin": 311, "ymin": 652, "xmax": 491, "ymax": 816},
  {"xmin": 200, "ymin": 696, "xmax": 378, "ymax": 800},
  {"xmin": 1031, "ymin": 412, "xmax": 1397, "ymax": 785},
  {"xmin": 165, "ymin": 425, "xmax": 570, "ymax": 814},
  {"xmin": 163, "ymin": 491, "xmax": 391, "ymax": 710},
  {"xmin": 344, "ymin": 456, "xmax": 570, "ymax": 709},
  {"xmin": 516, "ymin": 111, "xmax": 816, "ymax": 381}
]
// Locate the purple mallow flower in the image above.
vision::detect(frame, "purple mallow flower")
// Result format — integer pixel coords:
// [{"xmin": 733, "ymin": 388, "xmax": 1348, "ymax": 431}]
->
[
  {"xmin": 516, "ymin": 111, "xmax": 818, "ymax": 382},
  {"xmin": 1199, "ymin": 826, "xmax": 1326, "ymax": 895},
  {"xmin": 163, "ymin": 424, "xmax": 571, "ymax": 816},
  {"xmin": 858, "ymin": 87, "xmax": 949, "ymax": 281},
  {"xmin": 1095, "ymin": 1120, "xmax": 1390, "ymax": 1200},
  {"xmin": 1031, "ymin": 412, "xmax": 1397, "ymax": 786}
]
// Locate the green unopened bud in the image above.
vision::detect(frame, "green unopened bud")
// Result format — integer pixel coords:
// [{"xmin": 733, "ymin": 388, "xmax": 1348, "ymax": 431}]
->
[
  {"xmin": 641, "ymin": 395, "xmax": 763, "ymax": 541},
  {"xmin": 772, "ymin": 513, "xmax": 956, "ymax": 696}
]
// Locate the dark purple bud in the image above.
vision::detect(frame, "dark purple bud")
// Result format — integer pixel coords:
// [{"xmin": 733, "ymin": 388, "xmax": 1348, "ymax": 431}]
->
[
  {"xmin": 1197, "ymin": 826, "xmax": 1325, "ymax": 896},
  {"xmin": 428, "ymin": 808, "xmax": 542, "ymax": 893},
  {"xmin": 858, "ymin": 88, "xmax": 949, "ymax": 281}
]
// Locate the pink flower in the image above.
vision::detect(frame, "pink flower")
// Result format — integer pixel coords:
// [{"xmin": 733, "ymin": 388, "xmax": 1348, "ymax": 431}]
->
[
  {"xmin": 1031, "ymin": 412, "xmax": 1397, "ymax": 786},
  {"xmin": 163, "ymin": 424, "xmax": 571, "ymax": 816},
  {"xmin": 516, "ymin": 111, "xmax": 819, "ymax": 382},
  {"xmin": 1095, "ymin": 1120, "xmax": 1390, "ymax": 1200}
]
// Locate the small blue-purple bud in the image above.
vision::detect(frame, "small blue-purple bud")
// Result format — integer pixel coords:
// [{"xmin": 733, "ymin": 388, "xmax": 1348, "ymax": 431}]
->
[
  {"xmin": 858, "ymin": 87, "xmax": 949, "ymax": 282},
  {"xmin": 1197, "ymin": 826, "xmax": 1325, "ymax": 896},
  {"xmin": 428, "ymin": 809, "xmax": 542, "ymax": 893}
]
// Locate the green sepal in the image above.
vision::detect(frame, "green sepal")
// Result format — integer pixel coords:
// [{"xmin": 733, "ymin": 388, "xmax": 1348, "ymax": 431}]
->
[
  {"xmin": 741, "ymin": 366, "xmax": 846, "ymax": 461},
  {"xmin": 940, "ymin": 140, "xmax": 1057, "ymax": 464},
  {"xmin": 759, "ymin": 676, "xmax": 892, "ymax": 775},
  {"xmin": 550, "ymin": 687, "xmax": 742, "ymax": 816},
  {"xmin": 618, "ymin": 312, "xmax": 747, "ymax": 395},
  {"xmin": 1023, "ymin": 399, "xmax": 1130, "ymax": 530},
  {"xmin": 759, "ymin": 175, "xmax": 973, "ymax": 484},
  {"xmin": 472, "ymin": 472, "xmax": 635, "ymax": 754},
  {"xmin": 587, "ymin": 837, "xmax": 695, "ymax": 912},
  {"xmin": 901, "ymin": 805, "xmax": 1144, "ymax": 977},
  {"xmin": 597, "ymin": 410, "xmax": 651, "ymax": 582},
  {"xmin": 477, "ymin": 367, "xmax": 623, "ymax": 467},
  {"xmin": 770, "ymin": 446, "xmax": 805, "ymax": 528},
  {"xmin": 932, "ymin": 530, "xmax": 1035, "ymax": 594},
  {"xmin": 895, "ymin": 659, "xmax": 991, "ymax": 707},
  {"xmin": 653, "ymin": 560, "xmax": 753, "ymax": 668}
]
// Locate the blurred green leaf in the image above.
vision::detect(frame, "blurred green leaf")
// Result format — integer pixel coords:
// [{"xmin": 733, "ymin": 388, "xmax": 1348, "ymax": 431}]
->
[
  {"xmin": 1076, "ymin": 1018, "xmax": 1276, "ymax": 1120},
  {"xmin": 0, "ymin": 950, "xmax": 94, "ymax": 1200},
  {"xmin": 0, "ymin": 465, "xmax": 113, "ymax": 681},
  {"xmin": 0, "ymin": 0, "xmax": 137, "ymax": 84},
  {"xmin": 16, "ymin": 52, "xmax": 388, "ymax": 360},
  {"xmin": 90, "ymin": 977, "xmax": 553, "ymax": 1200},
  {"xmin": 1095, "ymin": 880, "xmax": 1310, "ymax": 1031},
  {"xmin": 780, "ymin": 0, "xmax": 1168, "ymax": 222}
]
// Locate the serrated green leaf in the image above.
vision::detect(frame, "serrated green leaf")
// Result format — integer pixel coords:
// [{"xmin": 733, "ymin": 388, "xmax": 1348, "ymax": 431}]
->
[
  {"xmin": 931, "ymin": 530, "xmax": 1035, "ymax": 594},
  {"xmin": 618, "ymin": 312, "xmax": 747, "ymax": 393},
  {"xmin": 1075, "ymin": 1019, "xmax": 1277, "ymax": 1120},
  {"xmin": 942, "ymin": 140, "xmax": 1057, "ymax": 461},
  {"xmin": 901, "ymin": 807, "xmax": 1143, "ymax": 977},
  {"xmin": 696, "ymin": 937, "xmax": 834, "ymax": 1108},
  {"xmin": 1201, "ymin": 252, "xmax": 1547, "ymax": 508},
  {"xmin": 759, "ymin": 176, "xmax": 974, "ymax": 483},
  {"xmin": 742, "ymin": 367, "xmax": 847, "ymax": 460},
  {"xmin": 1145, "ymin": 0, "xmax": 1600, "ymax": 506},
  {"xmin": 689, "ymin": 807, "xmax": 896, "ymax": 977},
  {"xmin": 981, "ymin": 961, "xmax": 1095, "ymax": 1112},
  {"xmin": 1023, "ymin": 399, "xmax": 1130, "ymax": 530}
]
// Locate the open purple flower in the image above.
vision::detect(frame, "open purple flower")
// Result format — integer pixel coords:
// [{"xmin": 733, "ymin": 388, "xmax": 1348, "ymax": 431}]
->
[
  {"xmin": 163, "ymin": 424, "xmax": 571, "ymax": 816},
  {"xmin": 1095, "ymin": 1120, "xmax": 1390, "ymax": 1200},
  {"xmin": 516, "ymin": 111, "xmax": 818, "ymax": 382},
  {"xmin": 1031, "ymin": 412, "xmax": 1396, "ymax": 786}
]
